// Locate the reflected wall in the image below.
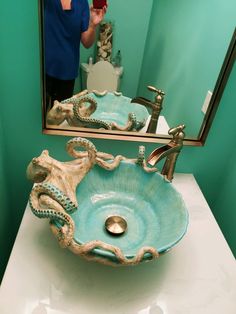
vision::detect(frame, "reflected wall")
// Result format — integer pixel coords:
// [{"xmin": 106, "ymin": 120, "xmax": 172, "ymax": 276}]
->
[{"xmin": 138, "ymin": 0, "xmax": 236, "ymax": 137}]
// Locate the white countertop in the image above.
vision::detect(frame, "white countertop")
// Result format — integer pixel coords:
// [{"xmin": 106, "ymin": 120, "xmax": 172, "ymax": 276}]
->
[
  {"xmin": 140, "ymin": 115, "xmax": 170, "ymax": 135},
  {"xmin": 0, "ymin": 174, "xmax": 235, "ymax": 314}
]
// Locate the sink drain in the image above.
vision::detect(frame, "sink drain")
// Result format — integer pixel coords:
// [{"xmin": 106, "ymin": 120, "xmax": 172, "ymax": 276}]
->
[{"xmin": 105, "ymin": 216, "xmax": 127, "ymax": 236}]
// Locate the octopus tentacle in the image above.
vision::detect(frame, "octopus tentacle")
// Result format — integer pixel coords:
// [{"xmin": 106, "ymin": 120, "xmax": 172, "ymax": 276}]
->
[
  {"xmin": 136, "ymin": 145, "xmax": 158, "ymax": 173},
  {"xmin": 73, "ymin": 97, "xmax": 111, "ymax": 129},
  {"xmin": 96, "ymin": 155, "xmax": 126, "ymax": 171},
  {"xmin": 66, "ymin": 137, "xmax": 125, "ymax": 170},
  {"xmin": 111, "ymin": 112, "xmax": 145, "ymax": 131},
  {"xmin": 66, "ymin": 137, "xmax": 97, "ymax": 165},
  {"xmin": 69, "ymin": 240, "xmax": 159, "ymax": 266},
  {"xmin": 111, "ymin": 112, "xmax": 135, "ymax": 131},
  {"xmin": 96, "ymin": 151, "xmax": 115, "ymax": 160},
  {"xmin": 62, "ymin": 95, "xmax": 97, "ymax": 117},
  {"xmin": 29, "ymin": 183, "xmax": 76, "ymax": 247}
]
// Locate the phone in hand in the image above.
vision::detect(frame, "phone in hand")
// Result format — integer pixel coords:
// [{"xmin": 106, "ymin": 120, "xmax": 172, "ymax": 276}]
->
[{"xmin": 93, "ymin": 0, "xmax": 107, "ymax": 9}]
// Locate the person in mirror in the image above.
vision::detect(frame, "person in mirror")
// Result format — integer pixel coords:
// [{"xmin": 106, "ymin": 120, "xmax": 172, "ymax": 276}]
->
[{"xmin": 44, "ymin": 0, "xmax": 107, "ymax": 109}]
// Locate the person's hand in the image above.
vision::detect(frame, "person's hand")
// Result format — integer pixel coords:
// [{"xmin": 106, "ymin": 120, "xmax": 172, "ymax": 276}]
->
[{"xmin": 90, "ymin": 4, "xmax": 107, "ymax": 28}]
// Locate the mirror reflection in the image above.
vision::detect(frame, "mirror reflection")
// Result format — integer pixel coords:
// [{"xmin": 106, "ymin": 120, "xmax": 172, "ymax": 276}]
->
[{"xmin": 42, "ymin": 0, "xmax": 236, "ymax": 140}]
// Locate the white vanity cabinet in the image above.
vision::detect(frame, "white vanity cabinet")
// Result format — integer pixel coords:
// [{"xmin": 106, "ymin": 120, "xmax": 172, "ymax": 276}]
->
[{"xmin": 0, "ymin": 174, "xmax": 235, "ymax": 314}]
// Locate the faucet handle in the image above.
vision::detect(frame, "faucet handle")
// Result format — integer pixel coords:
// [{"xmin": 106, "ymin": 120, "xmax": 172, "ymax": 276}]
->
[
  {"xmin": 168, "ymin": 124, "xmax": 186, "ymax": 146},
  {"xmin": 147, "ymin": 86, "xmax": 165, "ymax": 96},
  {"xmin": 168, "ymin": 124, "xmax": 185, "ymax": 136}
]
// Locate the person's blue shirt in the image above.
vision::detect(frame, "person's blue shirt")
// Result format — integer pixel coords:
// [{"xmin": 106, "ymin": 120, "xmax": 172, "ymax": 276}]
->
[{"xmin": 44, "ymin": 0, "xmax": 90, "ymax": 80}]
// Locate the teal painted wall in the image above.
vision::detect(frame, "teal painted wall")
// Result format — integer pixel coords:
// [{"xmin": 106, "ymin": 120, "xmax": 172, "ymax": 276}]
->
[
  {"xmin": 138, "ymin": 0, "xmax": 236, "ymax": 137},
  {"xmin": 0, "ymin": 1, "xmax": 235, "ymax": 280},
  {"xmin": 177, "ymin": 63, "xmax": 236, "ymax": 256},
  {"xmin": 213, "ymin": 148, "xmax": 236, "ymax": 256},
  {"xmin": 0, "ymin": 117, "xmax": 12, "ymax": 281},
  {"xmin": 208, "ymin": 65, "xmax": 236, "ymax": 256}
]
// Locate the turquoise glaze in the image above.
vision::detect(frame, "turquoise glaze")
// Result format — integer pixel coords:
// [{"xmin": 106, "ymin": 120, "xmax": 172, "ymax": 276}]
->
[
  {"xmin": 88, "ymin": 93, "xmax": 149, "ymax": 126},
  {"xmin": 71, "ymin": 161, "xmax": 188, "ymax": 263}
]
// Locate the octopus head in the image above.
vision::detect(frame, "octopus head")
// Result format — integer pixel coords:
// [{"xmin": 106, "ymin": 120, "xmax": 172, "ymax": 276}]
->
[
  {"xmin": 26, "ymin": 150, "xmax": 52, "ymax": 183},
  {"xmin": 46, "ymin": 101, "xmax": 72, "ymax": 125}
]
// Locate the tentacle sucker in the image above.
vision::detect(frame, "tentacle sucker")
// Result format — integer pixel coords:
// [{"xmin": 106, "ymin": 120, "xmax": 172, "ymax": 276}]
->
[
  {"xmin": 29, "ymin": 183, "xmax": 76, "ymax": 247},
  {"xmin": 63, "ymin": 95, "xmax": 97, "ymax": 117},
  {"xmin": 66, "ymin": 137, "xmax": 97, "ymax": 165},
  {"xmin": 73, "ymin": 96, "xmax": 111, "ymax": 129}
]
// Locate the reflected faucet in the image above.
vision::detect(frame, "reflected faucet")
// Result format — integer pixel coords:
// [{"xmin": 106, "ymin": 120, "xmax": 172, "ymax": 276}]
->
[
  {"xmin": 147, "ymin": 124, "xmax": 186, "ymax": 182},
  {"xmin": 131, "ymin": 86, "xmax": 165, "ymax": 133}
]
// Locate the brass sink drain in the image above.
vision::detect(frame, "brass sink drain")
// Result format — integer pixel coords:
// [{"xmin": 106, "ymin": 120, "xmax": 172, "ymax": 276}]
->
[{"xmin": 105, "ymin": 216, "xmax": 127, "ymax": 236}]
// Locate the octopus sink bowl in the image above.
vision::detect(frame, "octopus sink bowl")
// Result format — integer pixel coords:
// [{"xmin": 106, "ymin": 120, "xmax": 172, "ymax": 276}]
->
[
  {"xmin": 27, "ymin": 137, "xmax": 188, "ymax": 266},
  {"xmin": 87, "ymin": 92, "xmax": 149, "ymax": 128},
  {"xmin": 46, "ymin": 91, "xmax": 149, "ymax": 131}
]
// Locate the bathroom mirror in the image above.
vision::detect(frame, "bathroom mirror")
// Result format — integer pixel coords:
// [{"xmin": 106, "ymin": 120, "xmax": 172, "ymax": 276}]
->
[{"xmin": 40, "ymin": 1, "xmax": 236, "ymax": 145}]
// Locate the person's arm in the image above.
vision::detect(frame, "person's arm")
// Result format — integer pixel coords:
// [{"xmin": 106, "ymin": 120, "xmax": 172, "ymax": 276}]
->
[{"xmin": 81, "ymin": 5, "xmax": 107, "ymax": 48}]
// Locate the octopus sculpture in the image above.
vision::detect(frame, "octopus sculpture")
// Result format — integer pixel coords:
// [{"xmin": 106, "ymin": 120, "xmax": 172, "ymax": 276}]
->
[
  {"xmin": 46, "ymin": 92, "xmax": 146, "ymax": 131},
  {"xmin": 27, "ymin": 137, "xmax": 159, "ymax": 265}
]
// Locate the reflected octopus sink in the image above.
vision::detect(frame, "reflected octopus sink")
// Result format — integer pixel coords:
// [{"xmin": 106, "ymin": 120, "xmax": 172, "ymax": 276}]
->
[
  {"xmin": 47, "ymin": 91, "xmax": 149, "ymax": 131},
  {"xmin": 88, "ymin": 92, "xmax": 149, "ymax": 127},
  {"xmin": 27, "ymin": 137, "xmax": 188, "ymax": 266}
]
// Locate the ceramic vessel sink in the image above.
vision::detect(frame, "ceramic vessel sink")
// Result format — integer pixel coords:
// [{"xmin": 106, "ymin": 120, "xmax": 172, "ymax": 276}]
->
[
  {"xmin": 27, "ymin": 137, "xmax": 188, "ymax": 266},
  {"xmin": 72, "ymin": 162, "xmax": 188, "ymax": 263}
]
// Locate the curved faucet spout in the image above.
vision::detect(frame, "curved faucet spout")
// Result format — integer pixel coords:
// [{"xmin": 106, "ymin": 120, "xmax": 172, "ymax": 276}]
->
[
  {"xmin": 147, "ymin": 144, "xmax": 179, "ymax": 166},
  {"xmin": 146, "ymin": 124, "xmax": 186, "ymax": 182},
  {"xmin": 131, "ymin": 97, "xmax": 154, "ymax": 110}
]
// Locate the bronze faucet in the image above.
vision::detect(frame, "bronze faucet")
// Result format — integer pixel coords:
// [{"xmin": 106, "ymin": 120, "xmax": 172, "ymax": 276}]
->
[
  {"xmin": 131, "ymin": 86, "xmax": 165, "ymax": 133},
  {"xmin": 147, "ymin": 124, "xmax": 186, "ymax": 182}
]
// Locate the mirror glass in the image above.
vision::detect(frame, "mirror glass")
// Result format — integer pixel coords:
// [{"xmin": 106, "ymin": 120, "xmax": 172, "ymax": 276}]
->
[{"xmin": 40, "ymin": 0, "xmax": 236, "ymax": 144}]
